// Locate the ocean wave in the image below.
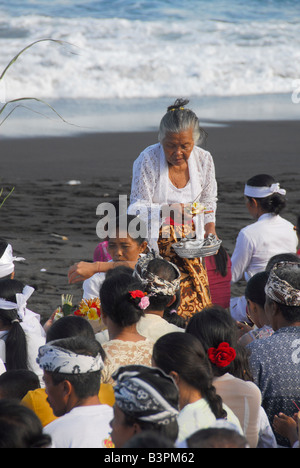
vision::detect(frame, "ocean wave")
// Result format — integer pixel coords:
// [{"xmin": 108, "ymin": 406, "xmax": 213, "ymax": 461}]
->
[{"xmin": 0, "ymin": 13, "xmax": 299, "ymax": 100}]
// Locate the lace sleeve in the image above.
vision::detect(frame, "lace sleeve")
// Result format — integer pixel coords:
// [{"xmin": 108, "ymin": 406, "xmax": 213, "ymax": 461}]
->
[
  {"xmin": 129, "ymin": 144, "xmax": 160, "ymax": 206},
  {"xmin": 197, "ymin": 149, "xmax": 218, "ymax": 225}
]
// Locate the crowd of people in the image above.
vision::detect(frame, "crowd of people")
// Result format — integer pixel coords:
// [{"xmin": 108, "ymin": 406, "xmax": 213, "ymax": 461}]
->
[{"xmin": 0, "ymin": 99, "xmax": 299, "ymax": 449}]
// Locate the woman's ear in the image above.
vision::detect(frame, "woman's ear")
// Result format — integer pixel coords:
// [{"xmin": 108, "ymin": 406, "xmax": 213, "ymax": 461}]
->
[
  {"xmin": 169, "ymin": 370, "xmax": 180, "ymax": 385},
  {"xmin": 139, "ymin": 241, "xmax": 148, "ymax": 254},
  {"xmin": 166, "ymin": 295, "xmax": 176, "ymax": 307}
]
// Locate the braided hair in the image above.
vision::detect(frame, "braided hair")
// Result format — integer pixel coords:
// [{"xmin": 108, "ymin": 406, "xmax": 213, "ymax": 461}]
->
[{"xmin": 153, "ymin": 332, "xmax": 227, "ymax": 420}]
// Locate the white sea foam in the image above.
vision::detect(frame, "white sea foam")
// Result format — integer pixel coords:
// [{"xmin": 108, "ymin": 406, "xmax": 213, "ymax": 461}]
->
[{"xmin": 0, "ymin": 13, "xmax": 300, "ymax": 102}]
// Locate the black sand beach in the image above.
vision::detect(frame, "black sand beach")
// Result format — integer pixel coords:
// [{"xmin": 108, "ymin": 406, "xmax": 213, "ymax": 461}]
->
[{"xmin": 0, "ymin": 120, "xmax": 299, "ymax": 321}]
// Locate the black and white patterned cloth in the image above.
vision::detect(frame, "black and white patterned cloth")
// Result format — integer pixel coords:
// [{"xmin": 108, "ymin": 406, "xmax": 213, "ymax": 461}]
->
[
  {"xmin": 37, "ymin": 342, "xmax": 104, "ymax": 374},
  {"xmin": 133, "ymin": 251, "xmax": 181, "ymax": 296},
  {"xmin": 113, "ymin": 365, "xmax": 179, "ymax": 425}
]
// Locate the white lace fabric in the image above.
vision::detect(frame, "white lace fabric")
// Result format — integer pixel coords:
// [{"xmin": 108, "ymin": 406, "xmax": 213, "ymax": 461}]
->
[
  {"xmin": 128, "ymin": 143, "xmax": 218, "ymax": 250},
  {"xmin": 101, "ymin": 338, "xmax": 154, "ymax": 386}
]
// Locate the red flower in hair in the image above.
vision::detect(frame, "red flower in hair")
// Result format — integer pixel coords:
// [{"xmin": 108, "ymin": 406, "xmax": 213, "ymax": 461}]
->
[
  {"xmin": 129, "ymin": 290, "xmax": 146, "ymax": 299},
  {"xmin": 207, "ymin": 342, "xmax": 236, "ymax": 368}
]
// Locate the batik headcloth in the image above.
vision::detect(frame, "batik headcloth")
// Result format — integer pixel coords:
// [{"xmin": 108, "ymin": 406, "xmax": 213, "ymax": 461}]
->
[
  {"xmin": 113, "ymin": 365, "xmax": 179, "ymax": 425},
  {"xmin": 265, "ymin": 262, "xmax": 300, "ymax": 306},
  {"xmin": 37, "ymin": 342, "xmax": 104, "ymax": 374},
  {"xmin": 133, "ymin": 251, "xmax": 181, "ymax": 296}
]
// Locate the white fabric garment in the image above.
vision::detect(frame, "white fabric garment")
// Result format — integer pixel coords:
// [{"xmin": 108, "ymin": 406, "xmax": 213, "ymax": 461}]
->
[
  {"xmin": 0, "ymin": 357, "xmax": 5, "ymax": 375},
  {"xmin": 0, "ymin": 329, "xmax": 45, "ymax": 386},
  {"xmin": 0, "ymin": 285, "xmax": 45, "ymax": 338},
  {"xmin": 0, "ymin": 244, "xmax": 25, "ymax": 278},
  {"xmin": 136, "ymin": 313, "xmax": 185, "ymax": 341},
  {"xmin": 213, "ymin": 372, "xmax": 262, "ymax": 448},
  {"xmin": 83, "ymin": 272, "xmax": 106, "ymax": 300},
  {"xmin": 128, "ymin": 143, "xmax": 217, "ymax": 251},
  {"xmin": 95, "ymin": 313, "xmax": 184, "ymax": 346},
  {"xmin": 44, "ymin": 404, "xmax": 113, "ymax": 448},
  {"xmin": 176, "ymin": 398, "xmax": 243, "ymax": 443},
  {"xmin": 231, "ymin": 213, "xmax": 298, "ymax": 283}
]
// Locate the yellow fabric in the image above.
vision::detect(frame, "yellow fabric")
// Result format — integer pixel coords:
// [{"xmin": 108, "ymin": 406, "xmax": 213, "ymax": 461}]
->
[{"xmin": 21, "ymin": 383, "xmax": 115, "ymax": 427}]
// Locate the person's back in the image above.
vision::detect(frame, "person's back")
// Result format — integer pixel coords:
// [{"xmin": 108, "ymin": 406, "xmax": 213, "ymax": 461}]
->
[
  {"xmin": 37, "ymin": 335, "xmax": 113, "ymax": 448},
  {"xmin": 247, "ymin": 326, "xmax": 300, "ymax": 446},
  {"xmin": 247, "ymin": 261, "xmax": 300, "ymax": 447},
  {"xmin": 213, "ymin": 373, "xmax": 261, "ymax": 448},
  {"xmin": 205, "ymin": 246, "xmax": 231, "ymax": 309},
  {"xmin": 44, "ymin": 403, "xmax": 113, "ymax": 448},
  {"xmin": 235, "ymin": 214, "xmax": 297, "ymax": 279}
]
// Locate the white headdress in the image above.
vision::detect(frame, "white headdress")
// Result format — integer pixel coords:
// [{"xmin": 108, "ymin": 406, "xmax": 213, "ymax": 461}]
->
[
  {"xmin": 0, "ymin": 285, "xmax": 44, "ymax": 335},
  {"xmin": 0, "ymin": 244, "xmax": 25, "ymax": 279},
  {"xmin": 244, "ymin": 183, "xmax": 286, "ymax": 199}
]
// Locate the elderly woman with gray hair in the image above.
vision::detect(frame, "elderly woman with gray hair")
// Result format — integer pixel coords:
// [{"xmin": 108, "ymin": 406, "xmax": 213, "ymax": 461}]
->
[{"xmin": 128, "ymin": 98, "xmax": 217, "ymax": 319}]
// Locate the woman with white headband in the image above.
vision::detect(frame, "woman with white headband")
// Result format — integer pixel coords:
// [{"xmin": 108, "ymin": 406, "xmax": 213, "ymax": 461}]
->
[
  {"xmin": 230, "ymin": 174, "xmax": 298, "ymax": 322},
  {"xmin": 0, "ymin": 279, "xmax": 45, "ymax": 384}
]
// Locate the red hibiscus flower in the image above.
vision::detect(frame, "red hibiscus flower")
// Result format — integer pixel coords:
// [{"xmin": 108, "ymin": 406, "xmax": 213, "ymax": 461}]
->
[
  {"xmin": 129, "ymin": 290, "xmax": 146, "ymax": 299},
  {"xmin": 207, "ymin": 342, "xmax": 236, "ymax": 368}
]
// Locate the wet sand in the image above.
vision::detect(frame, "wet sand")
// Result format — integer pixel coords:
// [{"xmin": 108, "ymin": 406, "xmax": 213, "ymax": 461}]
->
[{"xmin": 0, "ymin": 120, "xmax": 299, "ymax": 320}]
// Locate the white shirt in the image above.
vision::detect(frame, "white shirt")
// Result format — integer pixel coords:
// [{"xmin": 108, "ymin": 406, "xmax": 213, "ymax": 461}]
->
[
  {"xmin": 44, "ymin": 404, "xmax": 113, "ymax": 448},
  {"xmin": 177, "ymin": 398, "xmax": 243, "ymax": 442},
  {"xmin": 0, "ymin": 330, "xmax": 45, "ymax": 386},
  {"xmin": 129, "ymin": 143, "xmax": 217, "ymax": 250},
  {"xmin": 0, "ymin": 358, "xmax": 5, "ymax": 375},
  {"xmin": 231, "ymin": 213, "xmax": 298, "ymax": 283},
  {"xmin": 136, "ymin": 313, "xmax": 184, "ymax": 341},
  {"xmin": 83, "ymin": 272, "xmax": 106, "ymax": 300},
  {"xmin": 95, "ymin": 313, "xmax": 185, "ymax": 346}
]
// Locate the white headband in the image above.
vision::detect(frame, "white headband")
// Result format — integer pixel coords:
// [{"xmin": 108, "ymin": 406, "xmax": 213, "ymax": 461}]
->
[
  {"xmin": 244, "ymin": 183, "xmax": 286, "ymax": 199},
  {"xmin": 0, "ymin": 244, "xmax": 25, "ymax": 278},
  {"xmin": 37, "ymin": 342, "xmax": 105, "ymax": 374},
  {"xmin": 0, "ymin": 285, "xmax": 40, "ymax": 334}
]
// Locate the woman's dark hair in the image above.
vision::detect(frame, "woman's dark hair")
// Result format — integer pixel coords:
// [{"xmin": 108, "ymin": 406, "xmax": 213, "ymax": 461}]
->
[
  {"xmin": 107, "ymin": 214, "xmax": 148, "ymax": 246},
  {"xmin": 145, "ymin": 258, "xmax": 179, "ymax": 311},
  {"xmin": 186, "ymin": 306, "xmax": 239, "ymax": 377},
  {"xmin": 46, "ymin": 314, "xmax": 96, "ymax": 343},
  {"xmin": 0, "ymin": 279, "xmax": 28, "ymax": 371},
  {"xmin": 0, "ymin": 370, "xmax": 40, "ymax": 400},
  {"xmin": 210, "ymin": 245, "xmax": 230, "ymax": 277},
  {"xmin": 246, "ymin": 174, "xmax": 286, "ymax": 215},
  {"xmin": 245, "ymin": 271, "xmax": 269, "ymax": 308},
  {"xmin": 49, "ymin": 335, "xmax": 105, "ymax": 399},
  {"xmin": 100, "ymin": 267, "xmax": 146, "ymax": 327},
  {"xmin": 153, "ymin": 332, "xmax": 227, "ymax": 420},
  {"xmin": 0, "ymin": 399, "xmax": 52, "ymax": 448}
]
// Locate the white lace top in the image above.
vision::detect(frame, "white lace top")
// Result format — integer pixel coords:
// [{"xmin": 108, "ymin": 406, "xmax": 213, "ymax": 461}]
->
[
  {"xmin": 128, "ymin": 143, "xmax": 218, "ymax": 250},
  {"xmin": 101, "ymin": 338, "xmax": 154, "ymax": 386}
]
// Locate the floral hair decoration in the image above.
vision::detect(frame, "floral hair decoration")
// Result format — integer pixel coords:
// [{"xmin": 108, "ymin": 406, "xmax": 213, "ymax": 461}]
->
[
  {"xmin": 129, "ymin": 290, "xmax": 150, "ymax": 310},
  {"xmin": 207, "ymin": 342, "xmax": 236, "ymax": 368}
]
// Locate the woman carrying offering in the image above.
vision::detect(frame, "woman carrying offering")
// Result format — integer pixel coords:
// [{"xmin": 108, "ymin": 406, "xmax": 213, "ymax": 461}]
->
[{"xmin": 128, "ymin": 98, "xmax": 218, "ymax": 320}]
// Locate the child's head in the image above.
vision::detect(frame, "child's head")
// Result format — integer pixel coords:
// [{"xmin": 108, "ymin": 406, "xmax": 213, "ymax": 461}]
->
[
  {"xmin": 134, "ymin": 254, "xmax": 181, "ymax": 312},
  {"xmin": 245, "ymin": 271, "xmax": 269, "ymax": 327},
  {"xmin": 107, "ymin": 215, "xmax": 148, "ymax": 263}
]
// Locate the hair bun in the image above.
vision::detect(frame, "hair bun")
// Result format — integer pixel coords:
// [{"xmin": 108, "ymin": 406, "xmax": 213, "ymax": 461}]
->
[{"xmin": 167, "ymin": 98, "xmax": 189, "ymax": 112}]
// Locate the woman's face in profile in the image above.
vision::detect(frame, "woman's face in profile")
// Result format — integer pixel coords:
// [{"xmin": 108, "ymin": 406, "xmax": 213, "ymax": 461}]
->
[{"xmin": 162, "ymin": 129, "xmax": 194, "ymax": 167}]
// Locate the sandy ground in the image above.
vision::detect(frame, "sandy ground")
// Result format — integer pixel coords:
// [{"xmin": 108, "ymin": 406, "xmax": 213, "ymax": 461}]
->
[{"xmin": 0, "ymin": 120, "xmax": 299, "ymax": 321}]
